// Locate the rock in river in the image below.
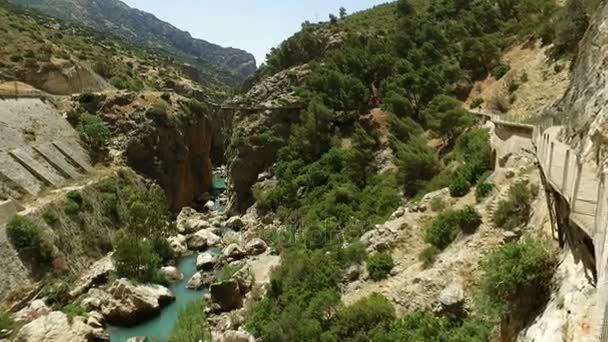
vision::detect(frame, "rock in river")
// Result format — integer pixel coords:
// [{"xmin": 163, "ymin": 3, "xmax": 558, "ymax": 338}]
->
[
  {"xmin": 100, "ymin": 278, "xmax": 175, "ymax": 326},
  {"xmin": 14, "ymin": 311, "xmax": 106, "ymax": 342}
]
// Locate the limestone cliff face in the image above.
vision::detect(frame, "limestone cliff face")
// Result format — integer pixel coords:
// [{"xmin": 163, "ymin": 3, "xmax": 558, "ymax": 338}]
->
[
  {"xmin": 224, "ymin": 66, "xmax": 309, "ymax": 213},
  {"xmin": 71, "ymin": 92, "xmax": 224, "ymax": 212},
  {"xmin": 18, "ymin": 58, "xmax": 112, "ymax": 95},
  {"xmin": 126, "ymin": 114, "xmax": 213, "ymax": 212},
  {"xmin": 553, "ymin": 1, "xmax": 608, "ymax": 167}
]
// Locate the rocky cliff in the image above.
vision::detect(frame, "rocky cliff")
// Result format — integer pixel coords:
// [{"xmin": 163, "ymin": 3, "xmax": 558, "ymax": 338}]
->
[
  {"xmin": 225, "ymin": 66, "xmax": 309, "ymax": 213},
  {"xmin": 8, "ymin": 0, "xmax": 256, "ymax": 84},
  {"xmin": 553, "ymin": 1, "xmax": 608, "ymax": 166},
  {"xmin": 63, "ymin": 91, "xmax": 226, "ymax": 211}
]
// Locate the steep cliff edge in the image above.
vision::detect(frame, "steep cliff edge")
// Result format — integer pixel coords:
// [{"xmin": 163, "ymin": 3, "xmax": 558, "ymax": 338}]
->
[
  {"xmin": 553, "ymin": 1, "xmax": 608, "ymax": 165},
  {"xmin": 59, "ymin": 91, "xmax": 228, "ymax": 211},
  {"xmin": 8, "ymin": 0, "xmax": 256, "ymax": 84},
  {"xmin": 225, "ymin": 66, "xmax": 308, "ymax": 213}
]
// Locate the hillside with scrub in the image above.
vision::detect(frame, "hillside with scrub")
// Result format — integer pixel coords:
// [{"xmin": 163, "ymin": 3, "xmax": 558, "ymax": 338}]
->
[{"xmin": 0, "ymin": 0, "xmax": 605, "ymax": 341}]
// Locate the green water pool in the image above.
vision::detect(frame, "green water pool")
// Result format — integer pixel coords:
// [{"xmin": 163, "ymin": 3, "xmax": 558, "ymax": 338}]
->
[{"xmin": 107, "ymin": 255, "xmax": 206, "ymax": 342}]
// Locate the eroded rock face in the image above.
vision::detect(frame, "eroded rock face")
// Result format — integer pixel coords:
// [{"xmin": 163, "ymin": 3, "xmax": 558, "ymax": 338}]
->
[
  {"xmin": 14, "ymin": 299, "xmax": 51, "ymax": 323},
  {"xmin": 225, "ymin": 66, "xmax": 309, "ymax": 213},
  {"xmin": 186, "ymin": 271, "xmax": 217, "ymax": 290},
  {"xmin": 168, "ymin": 234, "xmax": 188, "ymax": 256},
  {"xmin": 14, "ymin": 311, "xmax": 106, "ymax": 342},
  {"xmin": 224, "ymin": 244, "xmax": 246, "ymax": 260},
  {"xmin": 18, "ymin": 59, "xmax": 112, "ymax": 95},
  {"xmin": 554, "ymin": 1, "xmax": 608, "ymax": 162},
  {"xmin": 161, "ymin": 266, "xmax": 183, "ymax": 282},
  {"xmin": 100, "ymin": 279, "xmax": 175, "ymax": 326},
  {"xmin": 196, "ymin": 252, "xmax": 218, "ymax": 270},
  {"xmin": 245, "ymin": 238, "xmax": 267, "ymax": 256},
  {"xmin": 210, "ymin": 278, "xmax": 243, "ymax": 312},
  {"xmin": 127, "ymin": 117, "xmax": 213, "ymax": 211},
  {"xmin": 188, "ymin": 229, "xmax": 222, "ymax": 250}
]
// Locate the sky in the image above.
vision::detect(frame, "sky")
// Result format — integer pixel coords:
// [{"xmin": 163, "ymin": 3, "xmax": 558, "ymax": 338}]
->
[{"xmin": 121, "ymin": 0, "xmax": 389, "ymax": 66}]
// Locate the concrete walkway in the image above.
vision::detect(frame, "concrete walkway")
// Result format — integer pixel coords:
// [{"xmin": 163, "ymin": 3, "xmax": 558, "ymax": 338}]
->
[{"xmin": 477, "ymin": 111, "xmax": 608, "ymax": 341}]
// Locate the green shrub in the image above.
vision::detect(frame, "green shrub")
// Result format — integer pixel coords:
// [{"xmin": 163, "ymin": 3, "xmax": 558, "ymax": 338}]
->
[
  {"xmin": 338, "ymin": 242, "xmax": 367, "ymax": 266},
  {"xmin": 419, "ymin": 246, "xmax": 440, "ymax": 269},
  {"xmin": 62, "ymin": 304, "xmax": 86, "ymax": 323},
  {"xmin": 372, "ymin": 311, "xmax": 491, "ymax": 341},
  {"xmin": 109, "ymin": 76, "xmax": 128, "ymax": 89},
  {"xmin": 6, "ymin": 216, "xmax": 53, "ymax": 262},
  {"xmin": 367, "ymin": 253, "xmax": 394, "ymax": 281},
  {"xmin": 42, "ymin": 209, "xmax": 60, "ymax": 227},
  {"xmin": 64, "ymin": 191, "xmax": 85, "ymax": 216},
  {"xmin": 424, "ymin": 207, "xmax": 482, "ymax": 249},
  {"xmin": 0, "ymin": 311, "xmax": 14, "ymax": 332},
  {"xmin": 480, "ymin": 239, "xmax": 557, "ymax": 319},
  {"xmin": 492, "ymin": 64, "xmax": 511, "ymax": 80},
  {"xmin": 76, "ymin": 113, "xmax": 111, "ymax": 156},
  {"xmin": 9, "ymin": 54, "xmax": 22, "ymax": 62},
  {"xmin": 160, "ymin": 92, "xmax": 171, "ymax": 103},
  {"xmin": 78, "ymin": 92, "xmax": 96, "ymax": 104},
  {"xmin": 41, "ymin": 277, "xmax": 71, "ymax": 306},
  {"xmin": 470, "ymin": 98, "xmax": 484, "ymax": 109},
  {"xmin": 449, "ymin": 174, "xmax": 471, "ymax": 197},
  {"xmin": 457, "ymin": 206, "xmax": 483, "ymax": 234},
  {"xmin": 146, "ymin": 105, "xmax": 168, "ymax": 122},
  {"xmin": 475, "ymin": 182, "xmax": 494, "ymax": 202},
  {"xmin": 24, "ymin": 57, "xmax": 38, "ymax": 68},
  {"xmin": 169, "ymin": 301, "xmax": 211, "ymax": 342},
  {"xmin": 493, "ymin": 181, "xmax": 533, "ymax": 230},
  {"xmin": 331, "ymin": 293, "xmax": 395, "ymax": 340}
]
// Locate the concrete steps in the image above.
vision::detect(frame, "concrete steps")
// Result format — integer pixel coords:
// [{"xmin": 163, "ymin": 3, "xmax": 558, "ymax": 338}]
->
[{"xmin": 0, "ymin": 141, "xmax": 93, "ymax": 198}]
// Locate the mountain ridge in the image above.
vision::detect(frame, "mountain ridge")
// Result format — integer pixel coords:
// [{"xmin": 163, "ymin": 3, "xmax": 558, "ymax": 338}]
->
[{"xmin": 8, "ymin": 0, "xmax": 257, "ymax": 84}]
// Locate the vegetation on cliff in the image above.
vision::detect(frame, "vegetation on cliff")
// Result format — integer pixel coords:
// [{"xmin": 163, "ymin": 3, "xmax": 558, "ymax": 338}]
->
[
  {"xmin": 238, "ymin": 0, "xmax": 581, "ymax": 340},
  {"xmin": 0, "ymin": 0, "xmax": 231, "ymax": 97}
]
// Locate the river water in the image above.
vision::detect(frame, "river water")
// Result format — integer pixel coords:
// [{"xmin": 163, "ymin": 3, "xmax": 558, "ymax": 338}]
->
[
  {"xmin": 108, "ymin": 175, "xmax": 227, "ymax": 342},
  {"xmin": 107, "ymin": 254, "xmax": 205, "ymax": 342}
]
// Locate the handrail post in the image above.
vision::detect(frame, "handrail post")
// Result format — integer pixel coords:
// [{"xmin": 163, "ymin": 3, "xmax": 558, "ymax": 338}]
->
[
  {"xmin": 572, "ymin": 154, "xmax": 583, "ymax": 211},
  {"xmin": 563, "ymin": 149, "xmax": 571, "ymax": 193},
  {"xmin": 548, "ymin": 142, "xmax": 555, "ymax": 179},
  {"xmin": 544, "ymin": 134, "xmax": 550, "ymax": 169},
  {"xmin": 596, "ymin": 172, "xmax": 606, "ymax": 237}
]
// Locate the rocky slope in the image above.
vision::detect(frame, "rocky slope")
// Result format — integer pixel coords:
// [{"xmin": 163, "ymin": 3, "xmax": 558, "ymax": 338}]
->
[
  {"xmin": 8, "ymin": 0, "xmax": 256, "ymax": 84},
  {"xmin": 553, "ymin": 0, "xmax": 608, "ymax": 165},
  {"xmin": 56, "ymin": 91, "xmax": 228, "ymax": 211},
  {"xmin": 225, "ymin": 66, "xmax": 308, "ymax": 212}
]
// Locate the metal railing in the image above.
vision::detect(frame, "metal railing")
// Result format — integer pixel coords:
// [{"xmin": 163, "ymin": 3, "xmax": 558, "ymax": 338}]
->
[{"xmin": 476, "ymin": 110, "xmax": 608, "ymax": 341}]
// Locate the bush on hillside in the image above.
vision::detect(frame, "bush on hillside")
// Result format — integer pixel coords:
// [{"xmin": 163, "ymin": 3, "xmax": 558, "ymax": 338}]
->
[
  {"xmin": 371, "ymin": 311, "xmax": 492, "ymax": 341},
  {"xmin": 449, "ymin": 174, "xmax": 472, "ymax": 197},
  {"xmin": 423, "ymin": 95, "xmax": 476, "ymax": 142},
  {"xmin": 78, "ymin": 92, "xmax": 96, "ymax": 104},
  {"xmin": 475, "ymin": 182, "xmax": 494, "ymax": 202},
  {"xmin": 424, "ymin": 207, "xmax": 482, "ymax": 249},
  {"xmin": 492, "ymin": 64, "xmax": 511, "ymax": 80},
  {"xmin": 76, "ymin": 113, "xmax": 111, "ymax": 157},
  {"xmin": 64, "ymin": 191, "xmax": 86, "ymax": 216},
  {"xmin": 6, "ymin": 216, "xmax": 53, "ymax": 263},
  {"xmin": 367, "ymin": 253, "xmax": 394, "ymax": 281},
  {"xmin": 493, "ymin": 181, "xmax": 534, "ymax": 230},
  {"xmin": 331, "ymin": 293, "xmax": 396, "ymax": 340},
  {"xmin": 42, "ymin": 209, "xmax": 60, "ymax": 227},
  {"xmin": 146, "ymin": 105, "xmax": 168, "ymax": 122},
  {"xmin": 169, "ymin": 301, "xmax": 211, "ymax": 342},
  {"xmin": 62, "ymin": 304, "xmax": 86, "ymax": 323},
  {"xmin": 479, "ymin": 239, "xmax": 557, "ymax": 319},
  {"xmin": 0, "ymin": 311, "xmax": 14, "ymax": 333},
  {"xmin": 40, "ymin": 277, "xmax": 71, "ymax": 306}
]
